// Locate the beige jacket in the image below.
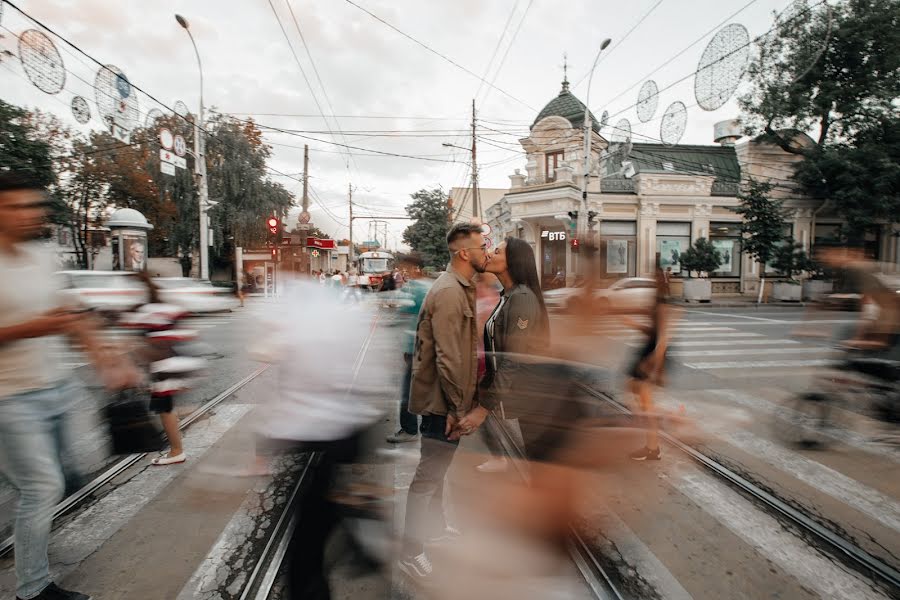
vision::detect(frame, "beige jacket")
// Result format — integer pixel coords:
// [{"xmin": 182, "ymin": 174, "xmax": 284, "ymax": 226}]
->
[{"xmin": 408, "ymin": 266, "xmax": 478, "ymax": 419}]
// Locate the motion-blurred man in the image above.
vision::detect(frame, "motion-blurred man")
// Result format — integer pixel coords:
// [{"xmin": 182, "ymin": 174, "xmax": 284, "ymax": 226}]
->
[
  {"xmin": 0, "ymin": 173, "xmax": 138, "ymax": 600},
  {"xmin": 398, "ymin": 223, "xmax": 489, "ymax": 581}
]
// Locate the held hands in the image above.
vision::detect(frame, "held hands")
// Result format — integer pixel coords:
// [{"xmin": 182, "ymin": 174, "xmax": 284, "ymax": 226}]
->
[{"xmin": 448, "ymin": 405, "xmax": 489, "ymax": 441}]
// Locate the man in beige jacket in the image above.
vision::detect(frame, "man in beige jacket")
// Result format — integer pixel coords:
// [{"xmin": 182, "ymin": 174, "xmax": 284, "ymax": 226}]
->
[{"xmin": 399, "ymin": 222, "xmax": 490, "ymax": 581}]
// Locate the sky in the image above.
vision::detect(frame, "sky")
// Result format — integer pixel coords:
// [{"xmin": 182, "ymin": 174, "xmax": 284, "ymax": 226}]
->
[{"xmin": 0, "ymin": 0, "xmax": 793, "ymax": 249}]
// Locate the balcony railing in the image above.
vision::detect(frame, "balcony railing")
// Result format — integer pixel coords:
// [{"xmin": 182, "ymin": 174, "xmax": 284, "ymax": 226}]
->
[
  {"xmin": 711, "ymin": 179, "xmax": 740, "ymax": 196},
  {"xmin": 600, "ymin": 178, "xmax": 635, "ymax": 194}
]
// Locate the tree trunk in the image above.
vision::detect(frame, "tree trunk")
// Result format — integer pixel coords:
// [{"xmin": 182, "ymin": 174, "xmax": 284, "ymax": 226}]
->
[{"xmin": 757, "ymin": 261, "xmax": 766, "ymax": 304}]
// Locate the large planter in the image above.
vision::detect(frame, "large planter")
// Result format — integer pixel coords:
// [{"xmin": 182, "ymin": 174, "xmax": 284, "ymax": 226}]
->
[
  {"xmin": 682, "ymin": 278, "xmax": 711, "ymax": 302},
  {"xmin": 802, "ymin": 279, "xmax": 833, "ymax": 301},
  {"xmin": 773, "ymin": 281, "xmax": 802, "ymax": 302}
]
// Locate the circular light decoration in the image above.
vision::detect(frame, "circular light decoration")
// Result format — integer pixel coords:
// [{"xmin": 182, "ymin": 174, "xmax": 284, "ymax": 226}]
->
[
  {"xmin": 694, "ymin": 23, "xmax": 751, "ymax": 111},
  {"xmin": 609, "ymin": 118, "xmax": 631, "ymax": 143},
  {"xmin": 636, "ymin": 80, "xmax": 659, "ymax": 123},
  {"xmin": 759, "ymin": 1, "xmax": 834, "ymax": 87},
  {"xmin": 600, "ymin": 110, "xmax": 609, "ymax": 130},
  {"xmin": 94, "ymin": 64, "xmax": 139, "ymax": 129},
  {"xmin": 18, "ymin": 29, "xmax": 66, "ymax": 95},
  {"xmin": 145, "ymin": 108, "xmax": 164, "ymax": 128},
  {"xmin": 71, "ymin": 96, "xmax": 90, "ymax": 124},
  {"xmin": 660, "ymin": 101, "xmax": 687, "ymax": 146},
  {"xmin": 173, "ymin": 100, "xmax": 190, "ymax": 119}
]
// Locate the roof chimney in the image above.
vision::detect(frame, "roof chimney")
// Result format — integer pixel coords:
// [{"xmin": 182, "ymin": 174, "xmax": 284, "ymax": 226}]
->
[{"xmin": 713, "ymin": 119, "xmax": 742, "ymax": 147}]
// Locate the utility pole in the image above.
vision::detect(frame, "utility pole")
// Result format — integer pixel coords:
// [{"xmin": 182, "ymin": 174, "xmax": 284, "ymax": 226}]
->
[
  {"xmin": 348, "ymin": 183, "xmax": 354, "ymax": 265},
  {"xmin": 301, "ymin": 144, "xmax": 309, "ymax": 213},
  {"xmin": 471, "ymin": 98, "xmax": 480, "ymax": 222}
]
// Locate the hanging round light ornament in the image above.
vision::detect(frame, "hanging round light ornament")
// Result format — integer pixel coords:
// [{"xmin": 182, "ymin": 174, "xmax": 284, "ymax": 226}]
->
[
  {"xmin": 145, "ymin": 108, "xmax": 164, "ymax": 128},
  {"xmin": 636, "ymin": 80, "xmax": 659, "ymax": 123},
  {"xmin": 609, "ymin": 118, "xmax": 631, "ymax": 144},
  {"xmin": 71, "ymin": 96, "xmax": 91, "ymax": 124},
  {"xmin": 694, "ymin": 23, "xmax": 751, "ymax": 111},
  {"xmin": 660, "ymin": 101, "xmax": 688, "ymax": 146},
  {"xmin": 94, "ymin": 64, "xmax": 139, "ymax": 129},
  {"xmin": 18, "ymin": 29, "xmax": 66, "ymax": 95},
  {"xmin": 173, "ymin": 100, "xmax": 190, "ymax": 120}
]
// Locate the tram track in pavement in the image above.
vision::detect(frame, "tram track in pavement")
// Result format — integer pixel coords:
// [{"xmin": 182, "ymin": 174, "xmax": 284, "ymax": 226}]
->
[
  {"xmin": 575, "ymin": 383, "xmax": 900, "ymax": 597},
  {"xmin": 0, "ymin": 364, "xmax": 270, "ymax": 559}
]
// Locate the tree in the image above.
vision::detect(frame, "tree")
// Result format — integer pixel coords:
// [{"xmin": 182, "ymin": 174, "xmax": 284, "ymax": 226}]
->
[
  {"xmin": 402, "ymin": 187, "xmax": 450, "ymax": 269},
  {"xmin": 740, "ymin": 0, "xmax": 900, "ymax": 235},
  {"xmin": 0, "ymin": 99, "xmax": 55, "ymax": 187},
  {"xmin": 679, "ymin": 238, "xmax": 723, "ymax": 278},
  {"xmin": 733, "ymin": 180, "xmax": 786, "ymax": 302}
]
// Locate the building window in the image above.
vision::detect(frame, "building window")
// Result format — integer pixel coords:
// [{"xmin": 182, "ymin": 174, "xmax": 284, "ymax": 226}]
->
[
  {"xmin": 545, "ymin": 151, "xmax": 563, "ymax": 182},
  {"xmin": 599, "ymin": 221, "xmax": 637, "ymax": 277},
  {"xmin": 710, "ymin": 222, "xmax": 742, "ymax": 278},
  {"xmin": 656, "ymin": 222, "xmax": 691, "ymax": 276},
  {"xmin": 662, "ymin": 161, "xmax": 675, "ymax": 172}
]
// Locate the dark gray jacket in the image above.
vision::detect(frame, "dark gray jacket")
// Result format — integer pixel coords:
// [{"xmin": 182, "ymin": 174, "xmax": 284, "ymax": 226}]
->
[{"xmin": 480, "ymin": 283, "xmax": 549, "ymax": 414}]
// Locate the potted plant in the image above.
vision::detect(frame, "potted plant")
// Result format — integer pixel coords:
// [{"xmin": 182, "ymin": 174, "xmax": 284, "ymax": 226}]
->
[
  {"xmin": 771, "ymin": 238, "xmax": 813, "ymax": 301},
  {"xmin": 801, "ymin": 255, "xmax": 834, "ymax": 301},
  {"xmin": 679, "ymin": 237, "xmax": 723, "ymax": 302}
]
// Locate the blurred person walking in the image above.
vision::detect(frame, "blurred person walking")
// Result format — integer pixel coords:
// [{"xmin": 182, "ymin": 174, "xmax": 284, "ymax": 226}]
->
[
  {"xmin": 622, "ymin": 268, "xmax": 677, "ymax": 461},
  {"xmin": 0, "ymin": 173, "xmax": 139, "ymax": 600},
  {"xmin": 398, "ymin": 223, "xmax": 489, "ymax": 582},
  {"xmin": 386, "ymin": 254, "xmax": 431, "ymax": 444},
  {"xmin": 459, "ymin": 239, "xmax": 551, "ymax": 467}
]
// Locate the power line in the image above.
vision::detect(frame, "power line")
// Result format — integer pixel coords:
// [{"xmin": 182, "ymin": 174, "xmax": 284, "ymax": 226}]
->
[
  {"xmin": 478, "ymin": 0, "xmax": 533, "ymax": 107},
  {"xmin": 474, "ymin": 0, "xmax": 520, "ymax": 102},
  {"xmin": 343, "ymin": 0, "xmax": 536, "ymax": 112},
  {"xmin": 571, "ymin": 0, "xmax": 666, "ymax": 90}
]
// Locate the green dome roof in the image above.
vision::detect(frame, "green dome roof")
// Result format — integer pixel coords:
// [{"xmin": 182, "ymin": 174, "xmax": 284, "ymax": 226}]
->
[{"xmin": 531, "ymin": 81, "xmax": 600, "ymax": 133}]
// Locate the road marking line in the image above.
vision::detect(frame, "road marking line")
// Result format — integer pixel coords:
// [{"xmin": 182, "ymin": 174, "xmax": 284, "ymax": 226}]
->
[
  {"xmin": 683, "ymin": 359, "xmax": 832, "ymax": 369},
  {"xmin": 668, "ymin": 347, "xmax": 830, "ymax": 357},
  {"xmin": 686, "ymin": 309, "xmax": 783, "ymax": 322},
  {"xmin": 675, "ymin": 467, "xmax": 887, "ymax": 600},
  {"xmin": 667, "ymin": 339, "xmax": 800, "ymax": 347}
]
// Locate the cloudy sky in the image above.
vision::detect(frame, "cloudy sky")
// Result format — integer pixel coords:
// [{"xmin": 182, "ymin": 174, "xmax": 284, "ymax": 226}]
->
[{"xmin": 0, "ymin": 0, "xmax": 792, "ymax": 247}]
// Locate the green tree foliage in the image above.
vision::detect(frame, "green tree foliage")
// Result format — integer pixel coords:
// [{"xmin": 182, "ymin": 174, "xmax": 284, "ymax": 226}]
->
[
  {"xmin": 733, "ymin": 180, "xmax": 787, "ymax": 271},
  {"xmin": 771, "ymin": 237, "xmax": 814, "ymax": 281},
  {"xmin": 678, "ymin": 238, "xmax": 723, "ymax": 278},
  {"xmin": 402, "ymin": 187, "xmax": 450, "ymax": 269},
  {"xmin": 740, "ymin": 0, "xmax": 900, "ymax": 233},
  {"xmin": 0, "ymin": 99, "xmax": 55, "ymax": 187}
]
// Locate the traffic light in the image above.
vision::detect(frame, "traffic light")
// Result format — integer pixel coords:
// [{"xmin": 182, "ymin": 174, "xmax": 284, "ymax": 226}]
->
[
  {"xmin": 266, "ymin": 216, "xmax": 285, "ymax": 245},
  {"xmin": 267, "ymin": 217, "xmax": 278, "ymax": 235},
  {"xmin": 567, "ymin": 210, "xmax": 578, "ymax": 222},
  {"xmin": 571, "ymin": 238, "xmax": 580, "ymax": 253},
  {"xmin": 587, "ymin": 211, "xmax": 598, "ymax": 228}
]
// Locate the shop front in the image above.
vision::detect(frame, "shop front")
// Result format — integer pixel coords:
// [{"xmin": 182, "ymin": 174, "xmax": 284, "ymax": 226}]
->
[
  {"xmin": 599, "ymin": 221, "xmax": 637, "ymax": 278},
  {"xmin": 540, "ymin": 228, "xmax": 568, "ymax": 289}
]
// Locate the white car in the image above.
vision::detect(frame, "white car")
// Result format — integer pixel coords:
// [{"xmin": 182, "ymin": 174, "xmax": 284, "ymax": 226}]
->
[
  {"xmin": 153, "ymin": 278, "xmax": 239, "ymax": 313},
  {"xmin": 56, "ymin": 270, "xmax": 148, "ymax": 314},
  {"xmin": 562, "ymin": 277, "xmax": 657, "ymax": 313}
]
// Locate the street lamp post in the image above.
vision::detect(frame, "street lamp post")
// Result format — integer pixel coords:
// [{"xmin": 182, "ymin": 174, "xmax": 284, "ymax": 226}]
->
[
  {"xmin": 578, "ymin": 38, "xmax": 612, "ymax": 277},
  {"xmin": 176, "ymin": 14, "xmax": 210, "ymax": 280}
]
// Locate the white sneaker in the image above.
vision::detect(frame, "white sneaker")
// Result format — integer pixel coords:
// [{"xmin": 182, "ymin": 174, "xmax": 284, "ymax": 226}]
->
[
  {"xmin": 476, "ymin": 457, "xmax": 508, "ymax": 473},
  {"xmin": 398, "ymin": 552, "xmax": 433, "ymax": 579},
  {"xmin": 428, "ymin": 525, "xmax": 461, "ymax": 544}
]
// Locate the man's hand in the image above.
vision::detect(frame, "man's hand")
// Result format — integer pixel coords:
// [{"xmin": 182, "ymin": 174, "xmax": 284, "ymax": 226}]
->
[
  {"xmin": 445, "ymin": 413, "xmax": 459, "ymax": 439},
  {"xmin": 448, "ymin": 406, "xmax": 489, "ymax": 441}
]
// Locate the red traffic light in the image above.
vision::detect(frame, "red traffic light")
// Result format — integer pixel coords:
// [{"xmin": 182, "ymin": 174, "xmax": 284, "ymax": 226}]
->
[
  {"xmin": 266, "ymin": 217, "xmax": 279, "ymax": 236},
  {"xmin": 571, "ymin": 238, "xmax": 579, "ymax": 247}
]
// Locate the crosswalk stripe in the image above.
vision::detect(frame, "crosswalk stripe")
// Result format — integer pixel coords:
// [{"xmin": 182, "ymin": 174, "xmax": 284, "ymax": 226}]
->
[
  {"xmin": 627, "ymin": 339, "xmax": 801, "ymax": 348},
  {"xmin": 618, "ymin": 332, "xmax": 764, "ymax": 341},
  {"xmin": 668, "ymin": 347, "xmax": 830, "ymax": 357},
  {"xmin": 683, "ymin": 359, "xmax": 832, "ymax": 369}
]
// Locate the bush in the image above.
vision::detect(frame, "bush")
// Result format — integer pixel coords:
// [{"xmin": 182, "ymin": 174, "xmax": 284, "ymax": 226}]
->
[
  {"xmin": 771, "ymin": 238, "xmax": 814, "ymax": 281},
  {"xmin": 679, "ymin": 238, "xmax": 723, "ymax": 278}
]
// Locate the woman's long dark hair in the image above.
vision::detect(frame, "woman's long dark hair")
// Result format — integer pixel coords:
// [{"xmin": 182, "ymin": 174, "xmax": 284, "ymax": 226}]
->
[{"xmin": 505, "ymin": 237, "xmax": 549, "ymax": 328}]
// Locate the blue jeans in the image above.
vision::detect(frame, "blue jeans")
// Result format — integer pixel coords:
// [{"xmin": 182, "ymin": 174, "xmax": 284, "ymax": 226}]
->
[
  {"xmin": 399, "ymin": 354, "xmax": 418, "ymax": 435},
  {"xmin": 0, "ymin": 380, "xmax": 83, "ymax": 599}
]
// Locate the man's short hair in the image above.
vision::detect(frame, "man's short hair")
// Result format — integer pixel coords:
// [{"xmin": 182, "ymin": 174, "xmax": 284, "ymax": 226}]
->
[
  {"xmin": 446, "ymin": 222, "xmax": 482, "ymax": 248},
  {"xmin": 0, "ymin": 171, "xmax": 44, "ymax": 194}
]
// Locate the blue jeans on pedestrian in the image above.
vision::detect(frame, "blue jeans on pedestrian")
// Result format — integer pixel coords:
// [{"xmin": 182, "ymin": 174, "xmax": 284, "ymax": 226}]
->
[
  {"xmin": 399, "ymin": 354, "xmax": 418, "ymax": 435},
  {"xmin": 0, "ymin": 380, "xmax": 83, "ymax": 599}
]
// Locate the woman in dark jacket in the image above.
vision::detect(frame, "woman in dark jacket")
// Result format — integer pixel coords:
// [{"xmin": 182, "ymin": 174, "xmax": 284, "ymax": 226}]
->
[{"xmin": 456, "ymin": 237, "xmax": 552, "ymax": 462}]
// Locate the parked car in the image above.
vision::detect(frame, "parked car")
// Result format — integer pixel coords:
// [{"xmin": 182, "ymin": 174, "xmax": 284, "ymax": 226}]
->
[
  {"xmin": 153, "ymin": 277, "xmax": 239, "ymax": 313},
  {"xmin": 543, "ymin": 282, "xmax": 583, "ymax": 313},
  {"xmin": 56, "ymin": 270, "xmax": 148, "ymax": 315},
  {"xmin": 565, "ymin": 277, "xmax": 657, "ymax": 313}
]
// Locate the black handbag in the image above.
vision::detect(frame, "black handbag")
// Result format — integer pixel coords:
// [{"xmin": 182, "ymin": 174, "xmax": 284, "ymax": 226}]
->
[{"xmin": 104, "ymin": 387, "xmax": 166, "ymax": 455}]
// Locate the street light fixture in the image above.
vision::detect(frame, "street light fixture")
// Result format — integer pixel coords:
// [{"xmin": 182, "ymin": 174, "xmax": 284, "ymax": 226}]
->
[
  {"xmin": 175, "ymin": 14, "xmax": 211, "ymax": 280},
  {"xmin": 578, "ymin": 37, "xmax": 612, "ymax": 277}
]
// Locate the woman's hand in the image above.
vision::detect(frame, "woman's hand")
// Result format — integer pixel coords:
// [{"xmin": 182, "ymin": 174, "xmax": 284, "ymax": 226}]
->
[{"xmin": 449, "ymin": 405, "xmax": 489, "ymax": 440}]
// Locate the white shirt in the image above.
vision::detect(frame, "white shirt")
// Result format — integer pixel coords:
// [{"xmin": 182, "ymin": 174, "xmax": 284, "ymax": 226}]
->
[{"xmin": 0, "ymin": 243, "xmax": 66, "ymax": 397}]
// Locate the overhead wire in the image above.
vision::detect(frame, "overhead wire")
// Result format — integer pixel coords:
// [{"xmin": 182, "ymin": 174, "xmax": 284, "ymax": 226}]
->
[
  {"xmin": 479, "ymin": 0, "xmax": 533, "ymax": 107},
  {"xmin": 473, "ymin": 0, "xmax": 520, "ymax": 102}
]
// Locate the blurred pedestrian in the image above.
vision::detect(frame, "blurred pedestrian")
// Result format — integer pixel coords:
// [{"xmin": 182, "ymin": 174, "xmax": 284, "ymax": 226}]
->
[
  {"xmin": 398, "ymin": 223, "xmax": 489, "ymax": 582},
  {"xmin": 386, "ymin": 253, "xmax": 431, "ymax": 444},
  {"xmin": 236, "ymin": 273, "xmax": 246, "ymax": 307},
  {"xmin": 622, "ymin": 268, "xmax": 677, "ymax": 461},
  {"xmin": 0, "ymin": 172, "xmax": 139, "ymax": 600}
]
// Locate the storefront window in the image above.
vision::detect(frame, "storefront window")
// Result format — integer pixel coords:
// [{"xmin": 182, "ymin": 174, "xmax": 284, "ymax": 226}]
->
[
  {"xmin": 656, "ymin": 222, "xmax": 691, "ymax": 276},
  {"xmin": 540, "ymin": 228, "xmax": 567, "ymax": 289},
  {"xmin": 599, "ymin": 221, "xmax": 636, "ymax": 277},
  {"xmin": 764, "ymin": 224, "xmax": 794, "ymax": 274},
  {"xmin": 710, "ymin": 222, "xmax": 741, "ymax": 278}
]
